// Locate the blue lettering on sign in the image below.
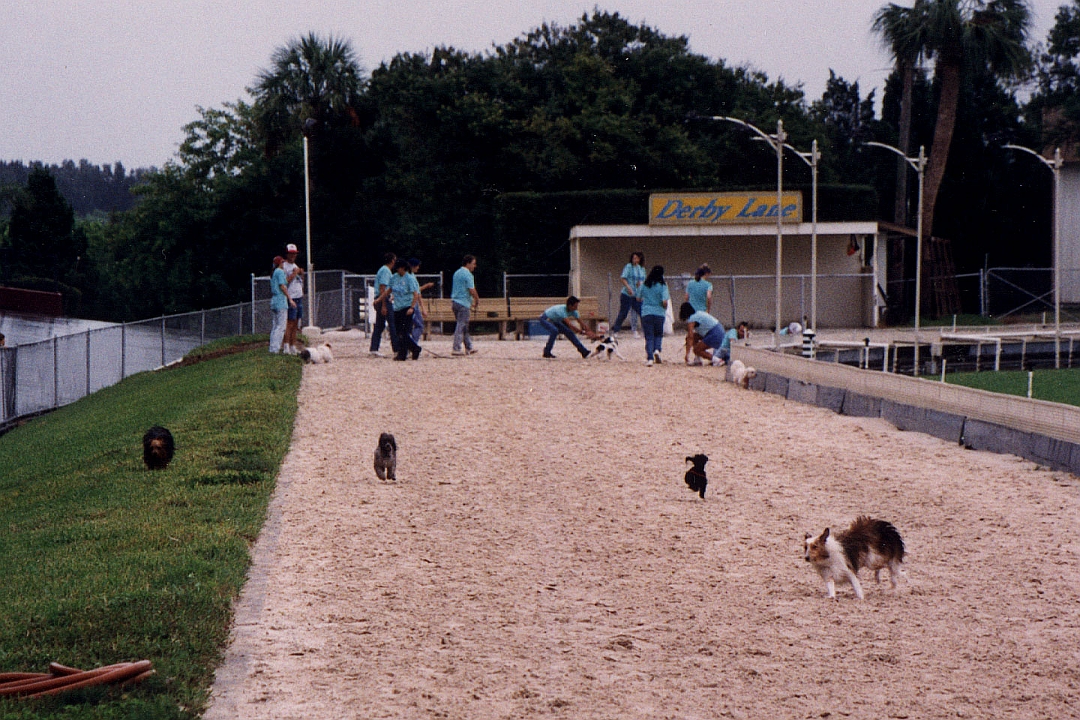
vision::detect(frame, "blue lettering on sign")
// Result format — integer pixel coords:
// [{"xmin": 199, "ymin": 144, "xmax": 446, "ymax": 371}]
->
[
  {"xmin": 782, "ymin": 204, "xmax": 798, "ymax": 217},
  {"xmin": 657, "ymin": 198, "xmax": 733, "ymax": 223},
  {"xmin": 657, "ymin": 199, "xmax": 682, "ymax": 219},
  {"xmin": 736, "ymin": 198, "xmax": 758, "ymax": 217}
]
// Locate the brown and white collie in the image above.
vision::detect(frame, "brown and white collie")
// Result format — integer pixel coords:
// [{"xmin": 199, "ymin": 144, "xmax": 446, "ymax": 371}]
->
[{"xmin": 803, "ymin": 516, "xmax": 905, "ymax": 600}]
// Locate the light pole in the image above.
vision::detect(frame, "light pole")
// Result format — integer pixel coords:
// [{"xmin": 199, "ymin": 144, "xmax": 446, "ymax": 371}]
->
[
  {"xmin": 865, "ymin": 142, "xmax": 926, "ymax": 376},
  {"xmin": 1004, "ymin": 144, "xmax": 1063, "ymax": 369},
  {"xmin": 700, "ymin": 115, "xmax": 787, "ymax": 347},
  {"xmin": 779, "ymin": 139, "xmax": 820, "ymax": 335},
  {"xmin": 302, "ymin": 118, "xmax": 318, "ymax": 330}
]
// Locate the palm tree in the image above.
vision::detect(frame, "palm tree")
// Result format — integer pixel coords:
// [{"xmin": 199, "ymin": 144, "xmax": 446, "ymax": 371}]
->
[
  {"xmin": 873, "ymin": 0, "xmax": 1032, "ymax": 314},
  {"xmin": 251, "ymin": 33, "xmax": 364, "ymax": 155}
]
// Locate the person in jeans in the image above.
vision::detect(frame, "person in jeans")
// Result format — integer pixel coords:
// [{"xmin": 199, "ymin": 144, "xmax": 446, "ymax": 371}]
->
[
  {"xmin": 369, "ymin": 252, "xmax": 397, "ymax": 357},
  {"xmin": 638, "ymin": 265, "xmax": 670, "ymax": 366},
  {"xmin": 451, "ymin": 254, "xmax": 480, "ymax": 356},
  {"xmin": 611, "ymin": 251, "xmax": 645, "ymax": 336},
  {"xmin": 539, "ymin": 296, "xmax": 597, "ymax": 359},
  {"xmin": 269, "ymin": 256, "xmax": 294, "ymax": 353},
  {"xmin": 281, "ymin": 243, "xmax": 305, "ymax": 354},
  {"xmin": 388, "ymin": 258, "xmax": 423, "ymax": 360}
]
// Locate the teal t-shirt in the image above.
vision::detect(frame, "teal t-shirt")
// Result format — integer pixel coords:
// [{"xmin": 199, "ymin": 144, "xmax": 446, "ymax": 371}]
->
[
  {"xmin": 621, "ymin": 263, "xmax": 645, "ymax": 297},
  {"xmin": 389, "ymin": 272, "xmax": 420, "ymax": 312},
  {"xmin": 451, "ymin": 266, "xmax": 475, "ymax": 307},
  {"xmin": 638, "ymin": 283, "xmax": 670, "ymax": 317},
  {"xmin": 374, "ymin": 264, "xmax": 393, "ymax": 298},
  {"xmin": 686, "ymin": 278, "xmax": 713, "ymax": 312},
  {"xmin": 688, "ymin": 310, "xmax": 719, "ymax": 335},
  {"xmin": 543, "ymin": 304, "xmax": 579, "ymax": 322},
  {"xmin": 271, "ymin": 267, "xmax": 288, "ymax": 311},
  {"xmin": 721, "ymin": 327, "xmax": 739, "ymax": 351}
]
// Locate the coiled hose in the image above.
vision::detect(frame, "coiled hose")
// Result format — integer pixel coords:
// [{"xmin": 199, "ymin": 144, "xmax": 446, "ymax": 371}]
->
[{"xmin": 0, "ymin": 661, "xmax": 153, "ymax": 699}]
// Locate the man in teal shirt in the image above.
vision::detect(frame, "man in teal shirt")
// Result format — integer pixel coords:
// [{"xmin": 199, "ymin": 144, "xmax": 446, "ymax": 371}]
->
[
  {"xmin": 451, "ymin": 254, "xmax": 480, "ymax": 356},
  {"xmin": 539, "ymin": 296, "xmax": 597, "ymax": 359}
]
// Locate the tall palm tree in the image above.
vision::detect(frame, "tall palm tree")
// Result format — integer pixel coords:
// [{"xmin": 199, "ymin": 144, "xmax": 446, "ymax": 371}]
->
[
  {"xmin": 873, "ymin": 0, "xmax": 1032, "ymax": 313},
  {"xmin": 251, "ymin": 33, "xmax": 364, "ymax": 155}
]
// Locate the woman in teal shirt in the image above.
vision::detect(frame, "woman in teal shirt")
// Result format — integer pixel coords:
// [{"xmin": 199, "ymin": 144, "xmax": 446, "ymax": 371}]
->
[
  {"xmin": 685, "ymin": 264, "xmax": 713, "ymax": 313},
  {"xmin": 611, "ymin": 251, "xmax": 645, "ymax": 335},
  {"xmin": 638, "ymin": 265, "xmax": 670, "ymax": 365}
]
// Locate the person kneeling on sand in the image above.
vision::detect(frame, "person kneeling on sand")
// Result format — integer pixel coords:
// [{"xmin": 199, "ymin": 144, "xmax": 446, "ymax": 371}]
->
[
  {"xmin": 679, "ymin": 302, "xmax": 726, "ymax": 366},
  {"xmin": 539, "ymin": 296, "xmax": 598, "ymax": 359}
]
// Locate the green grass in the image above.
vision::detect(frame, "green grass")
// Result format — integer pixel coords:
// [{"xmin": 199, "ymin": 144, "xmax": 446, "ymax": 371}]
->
[
  {"xmin": 944, "ymin": 367, "xmax": 1080, "ymax": 406},
  {"xmin": 0, "ymin": 339, "xmax": 301, "ymax": 719}
]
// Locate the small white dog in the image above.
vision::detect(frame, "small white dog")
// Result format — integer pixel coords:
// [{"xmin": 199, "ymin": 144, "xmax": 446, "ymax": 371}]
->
[
  {"xmin": 803, "ymin": 516, "xmax": 906, "ymax": 600},
  {"xmin": 300, "ymin": 343, "xmax": 333, "ymax": 364},
  {"xmin": 728, "ymin": 359, "xmax": 757, "ymax": 388}
]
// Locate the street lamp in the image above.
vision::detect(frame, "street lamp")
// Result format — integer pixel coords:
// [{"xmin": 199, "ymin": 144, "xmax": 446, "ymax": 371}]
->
[
  {"xmin": 865, "ymin": 142, "xmax": 926, "ymax": 376},
  {"xmin": 697, "ymin": 115, "xmax": 787, "ymax": 347},
  {"xmin": 1003, "ymin": 144, "xmax": 1063, "ymax": 369},
  {"xmin": 778, "ymin": 139, "xmax": 820, "ymax": 336},
  {"xmin": 302, "ymin": 117, "xmax": 318, "ymax": 331}
]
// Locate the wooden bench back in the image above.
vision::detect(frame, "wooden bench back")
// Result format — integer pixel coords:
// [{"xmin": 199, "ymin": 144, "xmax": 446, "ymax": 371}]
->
[{"xmin": 507, "ymin": 296, "xmax": 601, "ymax": 320}]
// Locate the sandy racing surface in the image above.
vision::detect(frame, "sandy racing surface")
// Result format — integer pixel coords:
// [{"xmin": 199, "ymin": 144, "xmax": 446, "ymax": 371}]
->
[{"xmin": 205, "ymin": 329, "xmax": 1080, "ymax": 719}]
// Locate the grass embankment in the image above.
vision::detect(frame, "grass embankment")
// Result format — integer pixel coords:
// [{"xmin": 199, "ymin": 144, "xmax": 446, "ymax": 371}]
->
[
  {"xmin": 0, "ymin": 338, "xmax": 300, "ymax": 719},
  {"xmin": 945, "ymin": 367, "xmax": 1080, "ymax": 406}
]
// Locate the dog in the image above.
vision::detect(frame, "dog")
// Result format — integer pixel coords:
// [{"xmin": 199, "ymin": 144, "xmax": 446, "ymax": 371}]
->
[
  {"xmin": 683, "ymin": 454, "xmax": 709, "ymax": 499},
  {"xmin": 142, "ymin": 426, "xmax": 175, "ymax": 470},
  {"xmin": 729, "ymin": 359, "xmax": 757, "ymax": 389},
  {"xmin": 587, "ymin": 335, "xmax": 626, "ymax": 361},
  {"xmin": 373, "ymin": 432, "xmax": 397, "ymax": 480},
  {"xmin": 300, "ymin": 343, "xmax": 333, "ymax": 364},
  {"xmin": 803, "ymin": 516, "xmax": 905, "ymax": 600}
]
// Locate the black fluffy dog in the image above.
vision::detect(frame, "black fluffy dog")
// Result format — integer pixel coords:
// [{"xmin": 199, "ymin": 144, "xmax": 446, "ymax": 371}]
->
[
  {"xmin": 684, "ymin": 454, "xmax": 709, "ymax": 499},
  {"xmin": 143, "ymin": 426, "xmax": 175, "ymax": 470},
  {"xmin": 374, "ymin": 432, "xmax": 397, "ymax": 480}
]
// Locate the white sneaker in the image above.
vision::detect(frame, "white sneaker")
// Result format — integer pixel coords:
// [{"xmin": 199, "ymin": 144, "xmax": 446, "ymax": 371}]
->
[
  {"xmin": 688, "ymin": 356, "xmax": 703, "ymax": 366},
  {"xmin": 467, "ymin": 348, "xmax": 479, "ymax": 355},
  {"xmin": 711, "ymin": 355, "xmax": 726, "ymax": 367},
  {"xmin": 653, "ymin": 350, "xmax": 662, "ymax": 364},
  {"xmin": 369, "ymin": 350, "xmax": 385, "ymax": 357},
  {"xmin": 451, "ymin": 349, "xmax": 466, "ymax": 356},
  {"xmin": 646, "ymin": 359, "xmax": 654, "ymax": 367}
]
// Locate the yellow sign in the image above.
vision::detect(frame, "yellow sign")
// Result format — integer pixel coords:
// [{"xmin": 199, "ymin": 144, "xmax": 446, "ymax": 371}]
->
[{"xmin": 649, "ymin": 192, "xmax": 803, "ymax": 225}]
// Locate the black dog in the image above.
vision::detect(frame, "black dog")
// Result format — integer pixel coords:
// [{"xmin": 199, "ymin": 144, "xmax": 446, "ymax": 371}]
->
[
  {"xmin": 684, "ymin": 454, "xmax": 709, "ymax": 499},
  {"xmin": 143, "ymin": 426, "xmax": 175, "ymax": 470},
  {"xmin": 374, "ymin": 432, "xmax": 397, "ymax": 480}
]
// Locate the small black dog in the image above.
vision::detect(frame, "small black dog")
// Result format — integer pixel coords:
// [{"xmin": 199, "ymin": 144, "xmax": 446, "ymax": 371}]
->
[
  {"xmin": 684, "ymin": 454, "xmax": 709, "ymax": 499},
  {"xmin": 143, "ymin": 426, "xmax": 175, "ymax": 470},
  {"xmin": 374, "ymin": 432, "xmax": 397, "ymax": 480}
]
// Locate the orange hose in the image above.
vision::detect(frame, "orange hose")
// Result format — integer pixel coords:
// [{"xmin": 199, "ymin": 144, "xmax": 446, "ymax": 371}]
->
[{"xmin": 0, "ymin": 661, "xmax": 154, "ymax": 699}]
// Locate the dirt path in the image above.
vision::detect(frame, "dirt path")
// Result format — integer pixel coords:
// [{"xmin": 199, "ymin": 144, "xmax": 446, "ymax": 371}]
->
[{"xmin": 204, "ymin": 329, "xmax": 1080, "ymax": 719}]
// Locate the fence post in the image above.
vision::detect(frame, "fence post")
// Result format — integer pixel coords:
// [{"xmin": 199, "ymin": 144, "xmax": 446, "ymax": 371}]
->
[
  {"xmin": 980, "ymin": 269, "xmax": 986, "ymax": 317},
  {"xmin": 53, "ymin": 337, "xmax": 59, "ymax": 410},
  {"xmin": 86, "ymin": 331, "xmax": 91, "ymax": 397},
  {"xmin": 250, "ymin": 273, "xmax": 256, "ymax": 335},
  {"xmin": 201, "ymin": 311, "xmax": 206, "ymax": 346},
  {"xmin": 161, "ymin": 316, "xmax": 166, "ymax": 367}
]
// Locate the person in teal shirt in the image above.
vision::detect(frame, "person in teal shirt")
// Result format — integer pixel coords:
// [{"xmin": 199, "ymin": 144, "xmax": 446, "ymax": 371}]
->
[
  {"xmin": 388, "ymin": 259, "xmax": 423, "ymax": 360},
  {"xmin": 611, "ymin": 251, "xmax": 645, "ymax": 336},
  {"xmin": 450, "ymin": 254, "xmax": 480, "ymax": 355},
  {"xmin": 679, "ymin": 302, "xmax": 726, "ymax": 366},
  {"xmin": 685, "ymin": 264, "xmax": 713, "ymax": 313},
  {"xmin": 269, "ymin": 256, "xmax": 294, "ymax": 353},
  {"xmin": 638, "ymin": 265, "xmax": 670, "ymax": 365},
  {"xmin": 369, "ymin": 252, "xmax": 396, "ymax": 357},
  {"xmin": 718, "ymin": 321, "xmax": 749, "ymax": 363},
  {"xmin": 538, "ymin": 296, "xmax": 598, "ymax": 359}
]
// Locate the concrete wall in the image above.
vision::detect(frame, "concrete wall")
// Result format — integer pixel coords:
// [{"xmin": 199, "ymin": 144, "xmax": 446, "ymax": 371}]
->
[
  {"xmin": 572, "ymin": 230, "xmax": 870, "ymax": 329},
  {"xmin": 734, "ymin": 345, "xmax": 1080, "ymax": 475}
]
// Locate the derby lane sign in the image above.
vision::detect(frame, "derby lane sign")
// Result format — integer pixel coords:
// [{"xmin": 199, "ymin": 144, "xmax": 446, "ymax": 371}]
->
[{"xmin": 649, "ymin": 192, "xmax": 803, "ymax": 226}]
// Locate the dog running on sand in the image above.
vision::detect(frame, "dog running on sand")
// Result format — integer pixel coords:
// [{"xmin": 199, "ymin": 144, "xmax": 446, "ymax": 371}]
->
[
  {"xmin": 374, "ymin": 432, "xmax": 397, "ymax": 480},
  {"xmin": 728, "ymin": 359, "xmax": 757, "ymax": 389},
  {"xmin": 803, "ymin": 516, "xmax": 905, "ymax": 600},
  {"xmin": 683, "ymin": 454, "xmax": 709, "ymax": 499},
  {"xmin": 587, "ymin": 335, "xmax": 626, "ymax": 361},
  {"xmin": 300, "ymin": 343, "xmax": 333, "ymax": 364}
]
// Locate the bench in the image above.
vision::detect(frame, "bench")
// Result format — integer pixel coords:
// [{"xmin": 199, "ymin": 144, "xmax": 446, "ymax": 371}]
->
[
  {"xmin": 420, "ymin": 297, "xmax": 511, "ymax": 340},
  {"xmin": 505, "ymin": 296, "xmax": 602, "ymax": 340}
]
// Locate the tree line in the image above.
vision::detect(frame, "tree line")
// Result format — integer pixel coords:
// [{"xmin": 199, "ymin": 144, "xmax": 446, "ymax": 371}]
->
[{"xmin": 0, "ymin": 3, "xmax": 1077, "ymax": 323}]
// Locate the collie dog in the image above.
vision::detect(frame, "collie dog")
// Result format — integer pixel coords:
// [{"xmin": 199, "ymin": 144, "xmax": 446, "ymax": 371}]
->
[{"xmin": 803, "ymin": 516, "xmax": 905, "ymax": 600}]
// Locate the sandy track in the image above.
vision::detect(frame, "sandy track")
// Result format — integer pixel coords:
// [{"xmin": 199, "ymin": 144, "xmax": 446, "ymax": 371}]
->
[{"xmin": 205, "ymin": 330, "xmax": 1080, "ymax": 719}]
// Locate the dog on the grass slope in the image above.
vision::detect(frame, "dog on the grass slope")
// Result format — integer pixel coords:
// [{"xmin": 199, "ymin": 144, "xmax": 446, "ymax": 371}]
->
[
  {"xmin": 804, "ymin": 516, "xmax": 905, "ymax": 600},
  {"xmin": 587, "ymin": 335, "xmax": 626, "ymax": 361},
  {"xmin": 373, "ymin": 432, "xmax": 397, "ymax": 480},
  {"xmin": 683, "ymin": 454, "xmax": 709, "ymax": 499},
  {"xmin": 143, "ymin": 426, "xmax": 175, "ymax": 470}
]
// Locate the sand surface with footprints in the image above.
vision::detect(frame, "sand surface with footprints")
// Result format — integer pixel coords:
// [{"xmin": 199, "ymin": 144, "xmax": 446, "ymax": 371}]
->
[{"xmin": 205, "ymin": 329, "xmax": 1080, "ymax": 719}]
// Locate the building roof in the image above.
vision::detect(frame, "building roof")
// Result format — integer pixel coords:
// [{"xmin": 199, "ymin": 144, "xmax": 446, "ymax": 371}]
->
[{"xmin": 569, "ymin": 221, "xmax": 880, "ymax": 240}]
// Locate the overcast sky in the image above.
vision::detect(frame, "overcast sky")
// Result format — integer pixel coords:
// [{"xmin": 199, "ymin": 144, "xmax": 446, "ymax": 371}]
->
[{"xmin": 1, "ymin": 0, "xmax": 1065, "ymax": 170}]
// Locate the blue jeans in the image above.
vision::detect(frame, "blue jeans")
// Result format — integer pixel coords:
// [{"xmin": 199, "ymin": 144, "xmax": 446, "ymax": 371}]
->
[
  {"xmin": 642, "ymin": 314, "xmax": 665, "ymax": 359},
  {"xmin": 452, "ymin": 302, "xmax": 473, "ymax": 352},
  {"xmin": 539, "ymin": 316, "xmax": 589, "ymax": 356},
  {"xmin": 612, "ymin": 293, "xmax": 641, "ymax": 333},
  {"xmin": 393, "ymin": 308, "xmax": 422, "ymax": 359},
  {"xmin": 269, "ymin": 307, "xmax": 287, "ymax": 352},
  {"xmin": 370, "ymin": 302, "xmax": 397, "ymax": 352}
]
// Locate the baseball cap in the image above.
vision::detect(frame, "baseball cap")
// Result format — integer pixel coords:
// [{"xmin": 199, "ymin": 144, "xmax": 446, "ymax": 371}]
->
[{"xmin": 285, "ymin": 243, "xmax": 298, "ymax": 253}]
